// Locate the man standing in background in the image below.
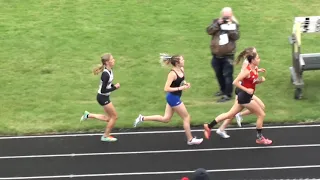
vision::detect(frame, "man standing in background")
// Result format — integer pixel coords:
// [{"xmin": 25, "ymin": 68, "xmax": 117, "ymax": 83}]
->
[{"xmin": 207, "ymin": 7, "xmax": 240, "ymax": 102}]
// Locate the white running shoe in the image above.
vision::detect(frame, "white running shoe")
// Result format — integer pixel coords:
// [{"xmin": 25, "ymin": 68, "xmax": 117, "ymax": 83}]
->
[
  {"xmin": 133, "ymin": 114, "xmax": 143, "ymax": 127},
  {"xmin": 235, "ymin": 113, "xmax": 243, "ymax": 127},
  {"xmin": 187, "ymin": 137, "xmax": 203, "ymax": 145},
  {"xmin": 216, "ymin": 128, "xmax": 230, "ymax": 138}
]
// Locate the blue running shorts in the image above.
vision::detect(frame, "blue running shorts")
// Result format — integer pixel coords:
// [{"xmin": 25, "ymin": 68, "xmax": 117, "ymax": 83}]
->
[{"xmin": 166, "ymin": 92, "xmax": 182, "ymax": 107}]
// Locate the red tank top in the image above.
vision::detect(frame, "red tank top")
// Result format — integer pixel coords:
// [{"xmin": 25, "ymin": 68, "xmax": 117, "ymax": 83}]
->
[{"xmin": 241, "ymin": 65, "xmax": 259, "ymax": 90}]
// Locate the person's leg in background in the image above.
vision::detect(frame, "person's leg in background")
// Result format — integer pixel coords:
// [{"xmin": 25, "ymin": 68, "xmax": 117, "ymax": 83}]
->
[
  {"xmin": 217, "ymin": 55, "xmax": 234, "ymax": 102},
  {"xmin": 211, "ymin": 54, "xmax": 225, "ymax": 97}
]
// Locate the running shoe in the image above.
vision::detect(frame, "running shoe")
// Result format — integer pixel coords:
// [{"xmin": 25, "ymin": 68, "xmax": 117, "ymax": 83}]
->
[
  {"xmin": 235, "ymin": 112, "xmax": 243, "ymax": 127},
  {"xmin": 187, "ymin": 137, "xmax": 203, "ymax": 145},
  {"xmin": 256, "ymin": 136, "xmax": 272, "ymax": 145},
  {"xmin": 216, "ymin": 128, "xmax": 230, "ymax": 138},
  {"xmin": 133, "ymin": 114, "xmax": 143, "ymax": 127},
  {"xmin": 101, "ymin": 135, "xmax": 117, "ymax": 142}
]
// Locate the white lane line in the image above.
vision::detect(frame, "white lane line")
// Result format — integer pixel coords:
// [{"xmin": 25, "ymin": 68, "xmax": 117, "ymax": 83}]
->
[
  {"xmin": 0, "ymin": 143, "xmax": 319, "ymax": 159},
  {"xmin": 0, "ymin": 124, "xmax": 319, "ymax": 140},
  {"xmin": 0, "ymin": 165, "xmax": 319, "ymax": 179}
]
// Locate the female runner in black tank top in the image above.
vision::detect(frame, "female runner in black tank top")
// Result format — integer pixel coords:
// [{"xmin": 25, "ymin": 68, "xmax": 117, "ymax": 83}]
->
[
  {"xmin": 169, "ymin": 69, "xmax": 184, "ymax": 97},
  {"xmin": 133, "ymin": 53, "xmax": 203, "ymax": 146}
]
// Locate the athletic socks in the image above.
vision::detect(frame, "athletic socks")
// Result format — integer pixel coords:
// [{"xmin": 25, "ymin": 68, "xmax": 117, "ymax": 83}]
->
[
  {"xmin": 256, "ymin": 128, "xmax": 262, "ymax": 139},
  {"xmin": 208, "ymin": 119, "xmax": 218, "ymax": 129}
]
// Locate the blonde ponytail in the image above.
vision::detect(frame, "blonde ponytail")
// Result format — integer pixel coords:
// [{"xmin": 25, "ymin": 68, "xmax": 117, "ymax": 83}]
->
[
  {"xmin": 159, "ymin": 53, "xmax": 172, "ymax": 66},
  {"xmin": 93, "ymin": 64, "xmax": 104, "ymax": 75},
  {"xmin": 92, "ymin": 53, "xmax": 112, "ymax": 75}
]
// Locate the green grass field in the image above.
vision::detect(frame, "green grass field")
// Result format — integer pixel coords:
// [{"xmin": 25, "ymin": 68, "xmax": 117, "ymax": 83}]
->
[{"xmin": 1, "ymin": 0, "xmax": 320, "ymax": 135}]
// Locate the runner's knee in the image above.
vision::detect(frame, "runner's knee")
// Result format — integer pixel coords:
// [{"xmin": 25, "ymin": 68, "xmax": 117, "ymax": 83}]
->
[
  {"xmin": 162, "ymin": 116, "xmax": 171, "ymax": 123},
  {"xmin": 257, "ymin": 111, "xmax": 265, "ymax": 118},
  {"xmin": 182, "ymin": 114, "xmax": 191, "ymax": 122},
  {"xmin": 104, "ymin": 115, "xmax": 109, "ymax": 121},
  {"xmin": 110, "ymin": 112, "xmax": 118, "ymax": 120}
]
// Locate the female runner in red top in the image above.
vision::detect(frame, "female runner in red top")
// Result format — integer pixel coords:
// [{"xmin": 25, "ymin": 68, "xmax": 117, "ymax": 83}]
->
[{"xmin": 203, "ymin": 49, "xmax": 272, "ymax": 145}]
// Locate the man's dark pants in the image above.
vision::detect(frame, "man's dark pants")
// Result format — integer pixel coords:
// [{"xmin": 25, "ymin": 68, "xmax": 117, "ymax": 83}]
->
[{"xmin": 211, "ymin": 54, "xmax": 234, "ymax": 99}]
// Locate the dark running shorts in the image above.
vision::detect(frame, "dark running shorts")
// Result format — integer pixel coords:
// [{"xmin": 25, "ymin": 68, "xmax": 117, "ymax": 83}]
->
[
  {"xmin": 97, "ymin": 93, "xmax": 111, "ymax": 106},
  {"xmin": 235, "ymin": 87, "xmax": 241, "ymax": 95},
  {"xmin": 237, "ymin": 89, "xmax": 253, "ymax": 104}
]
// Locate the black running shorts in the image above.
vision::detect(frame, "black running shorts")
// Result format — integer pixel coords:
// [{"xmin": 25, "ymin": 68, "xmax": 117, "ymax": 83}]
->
[
  {"xmin": 235, "ymin": 87, "xmax": 241, "ymax": 95},
  {"xmin": 96, "ymin": 93, "xmax": 111, "ymax": 106},
  {"xmin": 237, "ymin": 89, "xmax": 253, "ymax": 104}
]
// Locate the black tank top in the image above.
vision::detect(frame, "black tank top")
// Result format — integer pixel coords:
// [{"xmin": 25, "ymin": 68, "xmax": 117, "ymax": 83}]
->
[{"xmin": 170, "ymin": 69, "xmax": 185, "ymax": 97}]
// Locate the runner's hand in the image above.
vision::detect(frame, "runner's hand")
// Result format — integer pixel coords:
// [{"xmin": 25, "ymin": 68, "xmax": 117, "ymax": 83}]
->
[
  {"xmin": 246, "ymin": 88, "xmax": 254, "ymax": 95},
  {"xmin": 114, "ymin": 83, "xmax": 120, "ymax": 89}
]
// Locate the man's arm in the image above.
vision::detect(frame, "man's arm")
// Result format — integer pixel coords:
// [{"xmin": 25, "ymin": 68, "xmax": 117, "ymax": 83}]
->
[
  {"xmin": 206, "ymin": 19, "xmax": 220, "ymax": 35},
  {"xmin": 227, "ymin": 23, "xmax": 240, "ymax": 40}
]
